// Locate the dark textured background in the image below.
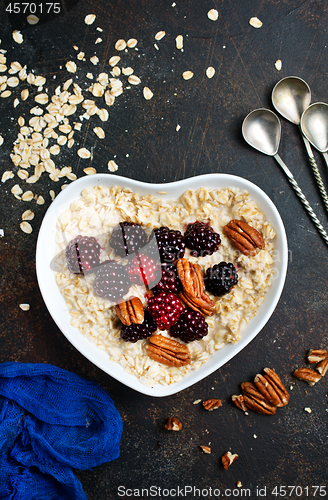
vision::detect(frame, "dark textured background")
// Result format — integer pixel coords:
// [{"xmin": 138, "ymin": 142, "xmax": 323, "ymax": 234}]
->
[{"xmin": 0, "ymin": 0, "xmax": 327, "ymax": 498}]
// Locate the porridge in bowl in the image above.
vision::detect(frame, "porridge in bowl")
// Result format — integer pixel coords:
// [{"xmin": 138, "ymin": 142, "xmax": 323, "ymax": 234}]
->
[{"xmin": 54, "ymin": 185, "xmax": 276, "ymax": 387}]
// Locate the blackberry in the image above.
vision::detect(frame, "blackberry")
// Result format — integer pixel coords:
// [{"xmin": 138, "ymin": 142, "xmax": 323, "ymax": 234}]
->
[
  {"xmin": 147, "ymin": 292, "xmax": 184, "ymax": 330},
  {"xmin": 151, "ymin": 264, "xmax": 182, "ymax": 294},
  {"xmin": 120, "ymin": 311, "xmax": 157, "ymax": 342},
  {"xmin": 153, "ymin": 226, "xmax": 185, "ymax": 264},
  {"xmin": 65, "ymin": 235, "xmax": 100, "ymax": 274},
  {"xmin": 110, "ymin": 221, "xmax": 148, "ymax": 257},
  {"xmin": 170, "ymin": 309, "xmax": 208, "ymax": 343},
  {"xmin": 126, "ymin": 254, "xmax": 159, "ymax": 287},
  {"xmin": 93, "ymin": 260, "xmax": 131, "ymax": 302},
  {"xmin": 184, "ymin": 221, "xmax": 221, "ymax": 257},
  {"xmin": 204, "ymin": 262, "xmax": 238, "ymax": 296}
]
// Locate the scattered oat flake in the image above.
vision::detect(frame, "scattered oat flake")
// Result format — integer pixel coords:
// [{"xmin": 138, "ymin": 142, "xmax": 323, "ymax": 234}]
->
[
  {"xmin": 182, "ymin": 71, "xmax": 193, "ymax": 80},
  {"xmin": 49, "ymin": 190, "xmax": 55, "ymax": 200},
  {"xmin": 275, "ymin": 59, "xmax": 282, "ymax": 71},
  {"xmin": 0, "ymin": 135, "xmax": 3, "ymax": 146},
  {"xmin": 143, "ymin": 87, "xmax": 153, "ymax": 100},
  {"xmin": 66, "ymin": 61, "xmax": 77, "ymax": 73},
  {"xmin": 109, "ymin": 56, "xmax": 121, "ymax": 66},
  {"xmin": 304, "ymin": 407, "xmax": 312, "ymax": 413},
  {"xmin": 94, "ymin": 126, "xmax": 105, "ymax": 139},
  {"xmin": 193, "ymin": 399, "xmax": 201, "ymax": 405},
  {"xmin": 22, "ymin": 191, "xmax": 34, "ymax": 202},
  {"xmin": 1, "ymin": 171, "xmax": 14, "ymax": 182},
  {"xmin": 176, "ymin": 35, "xmax": 183, "ymax": 50},
  {"xmin": 206, "ymin": 66, "xmax": 215, "ymax": 78},
  {"xmin": 155, "ymin": 31, "xmax": 165, "ymax": 40},
  {"xmin": 108, "ymin": 160, "xmax": 118, "ymax": 172},
  {"xmin": 90, "ymin": 56, "xmax": 99, "ymax": 65},
  {"xmin": 12, "ymin": 31, "xmax": 23, "ymax": 44},
  {"xmin": 95, "ymin": 38, "xmax": 102, "ymax": 44},
  {"xmin": 127, "ymin": 38, "xmax": 138, "ymax": 48},
  {"xmin": 115, "ymin": 39, "xmax": 127, "ymax": 51},
  {"xmin": 27, "ymin": 14, "xmax": 39, "ymax": 25},
  {"xmin": 19, "ymin": 303, "xmax": 30, "ymax": 311},
  {"xmin": 83, "ymin": 167, "xmax": 96, "ymax": 175},
  {"xmin": 249, "ymin": 17, "xmax": 263, "ymax": 28},
  {"xmin": 85, "ymin": 14, "xmax": 96, "ymax": 25},
  {"xmin": 22, "ymin": 210, "xmax": 34, "ymax": 221},
  {"xmin": 78, "ymin": 148, "xmax": 91, "ymax": 159},
  {"xmin": 128, "ymin": 75, "xmax": 141, "ymax": 85},
  {"xmin": 208, "ymin": 9, "xmax": 219, "ymax": 21},
  {"xmin": 20, "ymin": 221, "xmax": 32, "ymax": 233},
  {"xmin": 1, "ymin": 90, "xmax": 11, "ymax": 98},
  {"xmin": 0, "ymin": 229, "xmax": 4, "ymax": 237},
  {"xmin": 176, "ymin": 124, "xmax": 181, "ymax": 131}
]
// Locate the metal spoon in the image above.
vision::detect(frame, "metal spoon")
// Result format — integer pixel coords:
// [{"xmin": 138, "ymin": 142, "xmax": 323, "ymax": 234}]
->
[
  {"xmin": 242, "ymin": 108, "xmax": 328, "ymax": 245},
  {"xmin": 301, "ymin": 102, "xmax": 328, "ymax": 168},
  {"xmin": 272, "ymin": 76, "xmax": 328, "ymax": 214}
]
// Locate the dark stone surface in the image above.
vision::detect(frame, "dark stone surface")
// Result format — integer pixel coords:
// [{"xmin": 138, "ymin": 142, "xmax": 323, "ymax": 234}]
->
[{"xmin": 0, "ymin": 0, "xmax": 327, "ymax": 498}]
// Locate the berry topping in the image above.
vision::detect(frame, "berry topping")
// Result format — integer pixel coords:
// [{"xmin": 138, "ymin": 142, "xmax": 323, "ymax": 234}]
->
[
  {"xmin": 204, "ymin": 262, "xmax": 238, "ymax": 296},
  {"xmin": 110, "ymin": 221, "xmax": 148, "ymax": 257},
  {"xmin": 153, "ymin": 226, "xmax": 185, "ymax": 264},
  {"xmin": 65, "ymin": 235, "xmax": 100, "ymax": 274},
  {"xmin": 151, "ymin": 264, "xmax": 182, "ymax": 294},
  {"xmin": 93, "ymin": 260, "xmax": 131, "ymax": 302},
  {"xmin": 126, "ymin": 254, "xmax": 159, "ymax": 287},
  {"xmin": 170, "ymin": 309, "xmax": 209, "ymax": 343},
  {"xmin": 147, "ymin": 292, "xmax": 184, "ymax": 330},
  {"xmin": 120, "ymin": 311, "xmax": 157, "ymax": 343},
  {"xmin": 184, "ymin": 221, "xmax": 221, "ymax": 257}
]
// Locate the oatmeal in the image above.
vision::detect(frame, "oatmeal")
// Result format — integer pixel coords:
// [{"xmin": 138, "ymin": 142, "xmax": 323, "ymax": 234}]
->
[{"xmin": 54, "ymin": 185, "xmax": 276, "ymax": 387}]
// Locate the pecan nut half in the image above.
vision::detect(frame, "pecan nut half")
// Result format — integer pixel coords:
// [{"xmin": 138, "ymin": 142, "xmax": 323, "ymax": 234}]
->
[
  {"xmin": 203, "ymin": 399, "xmax": 222, "ymax": 411},
  {"xmin": 145, "ymin": 334, "xmax": 191, "ymax": 367},
  {"xmin": 231, "ymin": 394, "xmax": 248, "ymax": 412},
  {"xmin": 307, "ymin": 349, "xmax": 328, "ymax": 364},
  {"xmin": 177, "ymin": 258, "xmax": 215, "ymax": 316},
  {"xmin": 222, "ymin": 451, "xmax": 238, "ymax": 470},
  {"xmin": 262, "ymin": 367, "xmax": 290, "ymax": 406},
  {"xmin": 293, "ymin": 367, "xmax": 322, "ymax": 385},
  {"xmin": 224, "ymin": 220, "xmax": 265, "ymax": 256},
  {"xmin": 241, "ymin": 382, "xmax": 277, "ymax": 415},
  {"xmin": 115, "ymin": 296, "xmax": 144, "ymax": 326}
]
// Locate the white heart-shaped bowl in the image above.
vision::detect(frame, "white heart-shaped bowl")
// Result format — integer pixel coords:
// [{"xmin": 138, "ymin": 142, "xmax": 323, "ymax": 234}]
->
[{"xmin": 36, "ymin": 173, "xmax": 288, "ymax": 397}]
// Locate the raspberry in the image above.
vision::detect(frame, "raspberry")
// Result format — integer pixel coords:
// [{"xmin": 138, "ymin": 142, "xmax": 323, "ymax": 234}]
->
[
  {"xmin": 120, "ymin": 311, "xmax": 157, "ymax": 342},
  {"xmin": 151, "ymin": 264, "xmax": 182, "ymax": 294},
  {"xmin": 126, "ymin": 254, "xmax": 159, "ymax": 286},
  {"xmin": 153, "ymin": 226, "xmax": 185, "ymax": 264},
  {"xmin": 110, "ymin": 221, "xmax": 148, "ymax": 257},
  {"xmin": 170, "ymin": 309, "xmax": 208, "ymax": 343},
  {"xmin": 93, "ymin": 260, "xmax": 131, "ymax": 302},
  {"xmin": 204, "ymin": 262, "xmax": 238, "ymax": 296},
  {"xmin": 65, "ymin": 235, "xmax": 100, "ymax": 274},
  {"xmin": 184, "ymin": 221, "xmax": 221, "ymax": 257},
  {"xmin": 147, "ymin": 292, "xmax": 184, "ymax": 330}
]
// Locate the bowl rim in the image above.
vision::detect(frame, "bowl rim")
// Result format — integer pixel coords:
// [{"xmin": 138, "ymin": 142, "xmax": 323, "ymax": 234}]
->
[{"xmin": 36, "ymin": 173, "xmax": 288, "ymax": 397}]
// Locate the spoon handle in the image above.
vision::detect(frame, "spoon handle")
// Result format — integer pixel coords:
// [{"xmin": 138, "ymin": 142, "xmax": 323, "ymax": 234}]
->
[
  {"xmin": 301, "ymin": 134, "xmax": 328, "ymax": 214},
  {"xmin": 274, "ymin": 154, "xmax": 328, "ymax": 245}
]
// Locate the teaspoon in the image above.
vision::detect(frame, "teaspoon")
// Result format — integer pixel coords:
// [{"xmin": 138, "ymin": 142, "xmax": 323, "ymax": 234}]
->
[
  {"xmin": 272, "ymin": 76, "xmax": 328, "ymax": 213},
  {"xmin": 242, "ymin": 108, "xmax": 328, "ymax": 245},
  {"xmin": 301, "ymin": 102, "xmax": 328, "ymax": 168}
]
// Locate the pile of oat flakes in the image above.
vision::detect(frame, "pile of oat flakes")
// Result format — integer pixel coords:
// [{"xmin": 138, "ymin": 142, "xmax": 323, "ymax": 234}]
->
[{"xmin": 0, "ymin": 9, "xmax": 220, "ymax": 235}]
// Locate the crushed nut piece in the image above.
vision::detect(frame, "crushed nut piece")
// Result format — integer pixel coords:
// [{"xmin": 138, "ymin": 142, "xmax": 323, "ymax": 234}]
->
[
  {"xmin": 165, "ymin": 417, "xmax": 182, "ymax": 431},
  {"xmin": 316, "ymin": 358, "xmax": 328, "ymax": 376},
  {"xmin": 200, "ymin": 446, "xmax": 211, "ymax": 454},
  {"xmin": 203, "ymin": 399, "xmax": 222, "ymax": 411},
  {"xmin": 308, "ymin": 349, "xmax": 328, "ymax": 364},
  {"xmin": 222, "ymin": 451, "xmax": 238, "ymax": 470}
]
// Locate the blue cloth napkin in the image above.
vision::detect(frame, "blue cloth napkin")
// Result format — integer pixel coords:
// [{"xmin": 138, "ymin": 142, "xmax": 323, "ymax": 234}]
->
[{"xmin": 0, "ymin": 362, "xmax": 123, "ymax": 500}]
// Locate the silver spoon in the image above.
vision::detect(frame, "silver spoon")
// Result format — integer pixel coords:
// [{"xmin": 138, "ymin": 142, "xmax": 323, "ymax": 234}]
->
[
  {"xmin": 272, "ymin": 76, "xmax": 328, "ymax": 214},
  {"xmin": 242, "ymin": 108, "xmax": 328, "ymax": 245},
  {"xmin": 301, "ymin": 102, "xmax": 328, "ymax": 168}
]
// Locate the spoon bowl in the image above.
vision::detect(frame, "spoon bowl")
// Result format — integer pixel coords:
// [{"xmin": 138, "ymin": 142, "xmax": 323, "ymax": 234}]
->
[
  {"xmin": 242, "ymin": 108, "xmax": 281, "ymax": 156},
  {"xmin": 272, "ymin": 76, "xmax": 311, "ymax": 125},
  {"xmin": 300, "ymin": 102, "xmax": 328, "ymax": 153}
]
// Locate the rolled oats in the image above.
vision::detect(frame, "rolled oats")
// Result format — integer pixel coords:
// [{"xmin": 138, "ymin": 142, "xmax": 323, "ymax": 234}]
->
[
  {"xmin": 54, "ymin": 185, "xmax": 276, "ymax": 387},
  {"xmin": 77, "ymin": 148, "xmax": 91, "ymax": 159},
  {"xmin": 155, "ymin": 31, "xmax": 166, "ymax": 40},
  {"xmin": 20, "ymin": 221, "xmax": 32, "ymax": 233},
  {"xmin": 143, "ymin": 87, "xmax": 153, "ymax": 100},
  {"xmin": 182, "ymin": 71, "xmax": 194, "ymax": 80},
  {"xmin": 207, "ymin": 9, "xmax": 219, "ymax": 21},
  {"xmin": 249, "ymin": 17, "xmax": 263, "ymax": 28},
  {"xmin": 107, "ymin": 159, "xmax": 118, "ymax": 171},
  {"xmin": 12, "ymin": 30, "xmax": 23, "ymax": 44},
  {"xmin": 115, "ymin": 39, "xmax": 127, "ymax": 51},
  {"xmin": 83, "ymin": 167, "xmax": 96, "ymax": 175},
  {"xmin": 66, "ymin": 61, "xmax": 77, "ymax": 73},
  {"xmin": 85, "ymin": 14, "xmax": 96, "ymax": 25},
  {"xmin": 27, "ymin": 15, "xmax": 39, "ymax": 25},
  {"xmin": 206, "ymin": 67, "xmax": 215, "ymax": 79}
]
